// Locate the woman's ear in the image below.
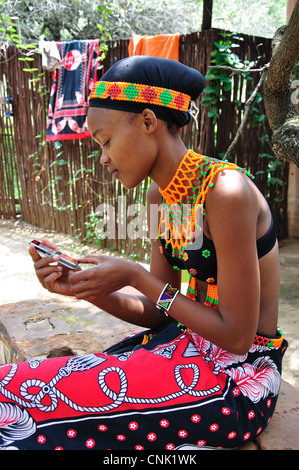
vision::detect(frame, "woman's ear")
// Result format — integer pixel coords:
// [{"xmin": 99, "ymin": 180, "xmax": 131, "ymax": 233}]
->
[{"xmin": 142, "ymin": 108, "xmax": 158, "ymax": 134}]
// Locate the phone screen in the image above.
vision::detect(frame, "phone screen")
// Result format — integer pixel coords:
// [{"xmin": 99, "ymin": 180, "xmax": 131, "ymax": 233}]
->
[{"xmin": 30, "ymin": 240, "xmax": 79, "ymax": 269}]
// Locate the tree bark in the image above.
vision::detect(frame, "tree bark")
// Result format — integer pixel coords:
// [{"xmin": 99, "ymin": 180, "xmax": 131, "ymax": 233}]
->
[
  {"xmin": 262, "ymin": 1, "xmax": 299, "ymax": 166},
  {"xmin": 202, "ymin": 0, "xmax": 213, "ymax": 31},
  {"xmin": 286, "ymin": 0, "xmax": 299, "ymax": 237}
]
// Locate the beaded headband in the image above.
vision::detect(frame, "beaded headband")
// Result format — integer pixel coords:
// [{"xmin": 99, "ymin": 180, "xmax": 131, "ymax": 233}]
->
[{"xmin": 89, "ymin": 81, "xmax": 191, "ymax": 112}]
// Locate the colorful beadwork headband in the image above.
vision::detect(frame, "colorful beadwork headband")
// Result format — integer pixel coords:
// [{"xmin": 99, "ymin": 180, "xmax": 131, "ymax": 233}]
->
[{"xmin": 89, "ymin": 81, "xmax": 191, "ymax": 112}]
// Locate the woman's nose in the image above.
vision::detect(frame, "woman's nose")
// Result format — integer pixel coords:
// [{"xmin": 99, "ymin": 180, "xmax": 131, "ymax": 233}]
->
[{"xmin": 100, "ymin": 151, "xmax": 110, "ymax": 166}]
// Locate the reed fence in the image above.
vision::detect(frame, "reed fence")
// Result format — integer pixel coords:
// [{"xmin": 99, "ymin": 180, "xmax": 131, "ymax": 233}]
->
[{"xmin": 0, "ymin": 29, "xmax": 289, "ymax": 260}]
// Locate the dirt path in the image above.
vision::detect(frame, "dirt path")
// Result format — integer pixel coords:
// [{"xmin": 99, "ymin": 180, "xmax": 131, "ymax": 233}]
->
[{"xmin": 0, "ymin": 218, "xmax": 298, "ymax": 389}]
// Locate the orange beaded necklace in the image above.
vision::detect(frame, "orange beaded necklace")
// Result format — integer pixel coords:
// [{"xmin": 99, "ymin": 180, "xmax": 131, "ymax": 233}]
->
[{"xmin": 157, "ymin": 149, "xmax": 254, "ymax": 307}]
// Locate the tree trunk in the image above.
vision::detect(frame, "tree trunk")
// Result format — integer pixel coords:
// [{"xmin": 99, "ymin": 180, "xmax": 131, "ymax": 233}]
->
[
  {"xmin": 202, "ymin": 0, "xmax": 213, "ymax": 30},
  {"xmin": 262, "ymin": 1, "xmax": 299, "ymax": 166},
  {"xmin": 286, "ymin": 0, "xmax": 299, "ymax": 238}
]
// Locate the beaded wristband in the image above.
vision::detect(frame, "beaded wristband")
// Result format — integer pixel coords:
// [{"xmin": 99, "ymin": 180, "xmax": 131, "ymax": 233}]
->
[
  {"xmin": 89, "ymin": 81, "xmax": 191, "ymax": 111},
  {"xmin": 156, "ymin": 283, "xmax": 179, "ymax": 316}
]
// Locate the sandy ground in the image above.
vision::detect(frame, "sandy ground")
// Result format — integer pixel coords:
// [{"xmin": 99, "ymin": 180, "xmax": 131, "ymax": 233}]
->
[{"xmin": 0, "ymin": 218, "xmax": 298, "ymax": 390}]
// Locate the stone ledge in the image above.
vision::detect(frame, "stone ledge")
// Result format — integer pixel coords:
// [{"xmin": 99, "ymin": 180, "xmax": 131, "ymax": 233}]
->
[
  {"xmin": 237, "ymin": 379, "xmax": 299, "ymax": 450},
  {"xmin": 0, "ymin": 296, "xmax": 140, "ymax": 362},
  {"xmin": 255, "ymin": 379, "xmax": 299, "ymax": 450}
]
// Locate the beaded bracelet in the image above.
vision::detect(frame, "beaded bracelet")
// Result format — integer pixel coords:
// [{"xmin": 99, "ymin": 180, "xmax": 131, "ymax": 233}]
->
[
  {"xmin": 89, "ymin": 81, "xmax": 191, "ymax": 112},
  {"xmin": 156, "ymin": 283, "xmax": 179, "ymax": 316},
  {"xmin": 254, "ymin": 331, "xmax": 284, "ymax": 348}
]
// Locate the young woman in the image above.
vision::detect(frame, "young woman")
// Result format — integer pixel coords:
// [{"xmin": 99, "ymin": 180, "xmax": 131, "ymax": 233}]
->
[{"xmin": 0, "ymin": 56, "xmax": 287, "ymax": 450}]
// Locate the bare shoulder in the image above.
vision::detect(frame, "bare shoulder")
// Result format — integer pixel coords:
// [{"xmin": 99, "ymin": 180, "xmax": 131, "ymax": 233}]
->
[{"xmin": 206, "ymin": 168, "xmax": 258, "ymax": 214}]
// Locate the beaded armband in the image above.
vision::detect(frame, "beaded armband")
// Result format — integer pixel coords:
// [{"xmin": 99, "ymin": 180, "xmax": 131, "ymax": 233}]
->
[
  {"xmin": 89, "ymin": 81, "xmax": 191, "ymax": 111},
  {"xmin": 254, "ymin": 331, "xmax": 284, "ymax": 348},
  {"xmin": 156, "ymin": 284, "xmax": 179, "ymax": 316}
]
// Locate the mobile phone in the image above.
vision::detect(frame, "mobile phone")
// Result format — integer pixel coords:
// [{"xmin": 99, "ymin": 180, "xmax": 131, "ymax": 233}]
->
[{"xmin": 29, "ymin": 240, "xmax": 79, "ymax": 269}]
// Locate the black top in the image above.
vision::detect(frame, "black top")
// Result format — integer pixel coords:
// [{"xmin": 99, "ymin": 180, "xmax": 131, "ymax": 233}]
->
[{"xmin": 160, "ymin": 216, "xmax": 277, "ymax": 283}]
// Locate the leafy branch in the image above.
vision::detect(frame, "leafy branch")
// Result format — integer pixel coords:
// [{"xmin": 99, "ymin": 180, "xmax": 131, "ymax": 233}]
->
[
  {"xmin": 201, "ymin": 33, "xmax": 284, "ymax": 191},
  {"xmin": 201, "ymin": 34, "xmax": 271, "ymax": 159},
  {"xmin": 221, "ymin": 64, "xmax": 269, "ymax": 159}
]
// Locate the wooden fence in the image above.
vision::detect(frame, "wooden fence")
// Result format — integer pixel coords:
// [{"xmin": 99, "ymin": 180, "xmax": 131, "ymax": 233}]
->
[{"xmin": 0, "ymin": 29, "xmax": 289, "ymax": 260}]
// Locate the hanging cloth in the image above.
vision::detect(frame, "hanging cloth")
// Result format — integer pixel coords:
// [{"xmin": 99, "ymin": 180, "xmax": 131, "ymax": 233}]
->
[
  {"xmin": 39, "ymin": 40, "xmax": 62, "ymax": 72},
  {"xmin": 128, "ymin": 33, "xmax": 180, "ymax": 61},
  {"xmin": 46, "ymin": 39, "xmax": 100, "ymax": 141}
]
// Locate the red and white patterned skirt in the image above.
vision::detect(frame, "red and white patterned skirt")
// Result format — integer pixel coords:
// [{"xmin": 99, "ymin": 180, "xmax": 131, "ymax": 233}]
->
[{"xmin": 0, "ymin": 322, "xmax": 288, "ymax": 450}]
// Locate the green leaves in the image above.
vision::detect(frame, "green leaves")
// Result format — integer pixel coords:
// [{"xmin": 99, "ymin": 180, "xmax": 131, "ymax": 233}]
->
[
  {"xmin": 97, "ymin": 4, "xmax": 112, "ymax": 60},
  {"xmin": 258, "ymin": 153, "xmax": 284, "ymax": 191},
  {"xmin": 201, "ymin": 34, "xmax": 264, "ymax": 126},
  {"xmin": 201, "ymin": 36, "xmax": 242, "ymax": 123},
  {"xmin": 201, "ymin": 32, "xmax": 284, "ymax": 197}
]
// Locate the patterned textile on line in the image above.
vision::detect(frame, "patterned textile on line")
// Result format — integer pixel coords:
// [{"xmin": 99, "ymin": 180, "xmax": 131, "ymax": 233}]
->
[
  {"xmin": 0, "ymin": 322, "xmax": 287, "ymax": 450},
  {"xmin": 46, "ymin": 40, "xmax": 100, "ymax": 141}
]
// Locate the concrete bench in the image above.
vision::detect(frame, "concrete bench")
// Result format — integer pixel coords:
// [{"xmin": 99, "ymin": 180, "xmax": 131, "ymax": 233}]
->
[{"xmin": 1, "ymin": 299, "xmax": 299, "ymax": 450}]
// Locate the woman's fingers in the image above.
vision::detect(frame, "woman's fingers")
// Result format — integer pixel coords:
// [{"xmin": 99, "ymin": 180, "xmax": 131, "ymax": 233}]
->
[
  {"xmin": 68, "ymin": 266, "xmax": 103, "ymax": 299},
  {"xmin": 29, "ymin": 241, "xmax": 61, "ymax": 264},
  {"xmin": 36, "ymin": 263, "xmax": 63, "ymax": 278},
  {"xmin": 29, "ymin": 243, "xmax": 41, "ymax": 262},
  {"xmin": 33, "ymin": 254, "xmax": 61, "ymax": 271},
  {"xmin": 40, "ymin": 238, "xmax": 59, "ymax": 251},
  {"xmin": 69, "ymin": 271, "xmax": 93, "ymax": 292},
  {"xmin": 29, "ymin": 239, "xmax": 81, "ymax": 296},
  {"xmin": 43, "ymin": 270, "xmax": 63, "ymax": 292}
]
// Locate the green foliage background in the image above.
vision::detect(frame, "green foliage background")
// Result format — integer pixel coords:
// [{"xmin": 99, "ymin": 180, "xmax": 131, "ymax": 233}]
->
[{"xmin": 1, "ymin": 0, "xmax": 288, "ymax": 45}]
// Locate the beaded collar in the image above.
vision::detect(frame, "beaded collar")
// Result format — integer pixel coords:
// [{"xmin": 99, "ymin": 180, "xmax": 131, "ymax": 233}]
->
[
  {"xmin": 156, "ymin": 149, "xmax": 254, "ymax": 307},
  {"xmin": 157, "ymin": 149, "xmax": 254, "ymax": 257}
]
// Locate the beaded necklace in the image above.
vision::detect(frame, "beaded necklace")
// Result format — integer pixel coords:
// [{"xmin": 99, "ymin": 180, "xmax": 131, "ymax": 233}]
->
[{"xmin": 156, "ymin": 149, "xmax": 254, "ymax": 307}]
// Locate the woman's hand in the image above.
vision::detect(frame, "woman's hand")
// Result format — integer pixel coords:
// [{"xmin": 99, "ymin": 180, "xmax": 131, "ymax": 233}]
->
[
  {"xmin": 29, "ymin": 238, "xmax": 81, "ymax": 296},
  {"xmin": 68, "ymin": 255, "xmax": 136, "ymax": 301}
]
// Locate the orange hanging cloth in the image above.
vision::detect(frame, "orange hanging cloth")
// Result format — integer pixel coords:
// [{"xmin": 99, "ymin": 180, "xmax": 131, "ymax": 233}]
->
[{"xmin": 128, "ymin": 33, "xmax": 180, "ymax": 61}]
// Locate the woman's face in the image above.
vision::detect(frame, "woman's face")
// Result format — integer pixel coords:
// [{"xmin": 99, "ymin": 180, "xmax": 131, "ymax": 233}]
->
[{"xmin": 87, "ymin": 107, "xmax": 158, "ymax": 189}]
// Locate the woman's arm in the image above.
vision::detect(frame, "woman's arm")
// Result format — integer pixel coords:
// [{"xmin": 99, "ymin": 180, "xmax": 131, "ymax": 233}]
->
[
  {"xmin": 30, "ymin": 182, "xmax": 181, "ymax": 330},
  {"xmin": 70, "ymin": 182, "xmax": 181, "ymax": 329},
  {"xmin": 69, "ymin": 174, "xmax": 261, "ymax": 353},
  {"xmin": 127, "ymin": 172, "xmax": 261, "ymax": 354},
  {"xmin": 32, "ymin": 175, "xmax": 260, "ymax": 353}
]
